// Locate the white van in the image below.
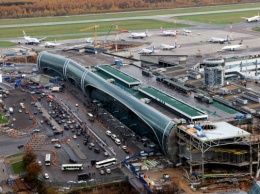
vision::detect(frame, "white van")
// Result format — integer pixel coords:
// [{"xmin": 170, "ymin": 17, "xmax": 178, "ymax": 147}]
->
[{"xmin": 115, "ymin": 139, "xmax": 121, "ymax": 145}]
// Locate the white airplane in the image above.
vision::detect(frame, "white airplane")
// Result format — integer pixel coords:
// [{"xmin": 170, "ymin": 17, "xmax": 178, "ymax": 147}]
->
[
  {"xmin": 43, "ymin": 41, "xmax": 62, "ymax": 48},
  {"xmin": 160, "ymin": 27, "xmax": 176, "ymax": 36},
  {"xmin": 129, "ymin": 30, "xmax": 148, "ymax": 39},
  {"xmin": 138, "ymin": 46, "xmax": 155, "ymax": 54},
  {"xmin": 208, "ymin": 35, "xmax": 229, "ymax": 43},
  {"xmin": 222, "ymin": 40, "xmax": 243, "ymax": 51},
  {"xmin": 241, "ymin": 13, "xmax": 260, "ymax": 22},
  {"xmin": 160, "ymin": 43, "xmax": 177, "ymax": 50},
  {"xmin": 23, "ymin": 30, "xmax": 46, "ymax": 45}
]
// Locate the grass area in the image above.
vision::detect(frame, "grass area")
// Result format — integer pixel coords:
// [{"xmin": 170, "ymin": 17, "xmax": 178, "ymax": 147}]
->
[
  {"xmin": 253, "ymin": 27, "xmax": 260, "ymax": 31},
  {"xmin": 0, "ymin": 113, "xmax": 9, "ymax": 124},
  {"xmin": 0, "ymin": 41, "xmax": 17, "ymax": 47},
  {"xmin": 0, "ymin": 3, "xmax": 259, "ymax": 26},
  {"xmin": 5, "ymin": 153, "xmax": 25, "ymax": 159},
  {"xmin": 12, "ymin": 161, "xmax": 25, "ymax": 174},
  {"xmin": 0, "ymin": 19, "xmax": 191, "ymax": 39},
  {"xmin": 178, "ymin": 11, "xmax": 260, "ymax": 24}
]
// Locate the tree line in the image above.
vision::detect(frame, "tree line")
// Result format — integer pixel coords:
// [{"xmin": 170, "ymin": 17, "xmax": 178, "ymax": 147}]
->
[{"xmin": 0, "ymin": 0, "xmax": 258, "ymax": 19}]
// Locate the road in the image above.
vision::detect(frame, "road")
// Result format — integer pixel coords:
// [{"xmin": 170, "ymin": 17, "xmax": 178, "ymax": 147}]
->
[{"xmin": 0, "ymin": 7, "xmax": 260, "ymax": 29}]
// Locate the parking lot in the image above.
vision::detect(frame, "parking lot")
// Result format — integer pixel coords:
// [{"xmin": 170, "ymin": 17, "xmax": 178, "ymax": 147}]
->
[{"xmin": 0, "ymin": 81, "xmax": 155, "ymax": 182}]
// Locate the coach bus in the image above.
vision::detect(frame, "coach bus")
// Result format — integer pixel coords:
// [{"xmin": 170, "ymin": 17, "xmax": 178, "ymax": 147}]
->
[
  {"xmin": 61, "ymin": 164, "xmax": 83, "ymax": 171},
  {"xmin": 95, "ymin": 158, "xmax": 117, "ymax": 169}
]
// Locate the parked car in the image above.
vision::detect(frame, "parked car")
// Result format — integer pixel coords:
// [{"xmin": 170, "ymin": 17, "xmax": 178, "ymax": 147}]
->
[
  {"xmin": 54, "ymin": 144, "xmax": 61, "ymax": 148},
  {"xmin": 111, "ymin": 134, "xmax": 117, "ymax": 140},
  {"xmin": 33, "ymin": 129, "xmax": 40, "ymax": 133},
  {"xmin": 106, "ymin": 168, "xmax": 111, "ymax": 174},
  {"xmin": 106, "ymin": 130, "xmax": 112, "ymax": 136},
  {"xmin": 94, "ymin": 148, "xmax": 100, "ymax": 153},
  {"xmin": 44, "ymin": 173, "xmax": 49, "ymax": 179},
  {"xmin": 69, "ymin": 158, "xmax": 77, "ymax": 163},
  {"xmin": 104, "ymin": 152, "xmax": 109, "ymax": 156},
  {"xmin": 100, "ymin": 170, "xmax": 105, "ymax": 175}
]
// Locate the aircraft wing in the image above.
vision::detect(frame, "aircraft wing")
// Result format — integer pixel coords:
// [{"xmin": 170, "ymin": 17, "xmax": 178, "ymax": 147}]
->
[{"xmin": 38, "ymin": 37, "xmax": 47, "ymax": 42}]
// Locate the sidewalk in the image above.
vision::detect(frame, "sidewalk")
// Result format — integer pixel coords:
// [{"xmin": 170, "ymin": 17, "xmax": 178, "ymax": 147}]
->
[{"xmin": 0, "ymin": 157, "xmax": 15, "ymax": 193}]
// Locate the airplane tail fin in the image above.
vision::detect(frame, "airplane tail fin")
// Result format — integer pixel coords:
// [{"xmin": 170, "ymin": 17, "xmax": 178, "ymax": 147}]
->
[
  {"xmin": 160, "ymin": 27, "xmax": 164, "ymax": 32},
  {"xmin": 152, "ymin": 46, "xmax": 155, "ymax": 53},
  {"xmin": 145, "ymin": 30, "xmax": 148, "ymax": 37},
  {"xmin": 23, "ymin": 30, "xmax": 27, "ymax": 37},
  {"xmin": 239, "ymin": 40, "xmax": 243, "ymax": 45},
  {"xmin": 226, "ymin": 35, "xmax": 229, "ymax": 41}
]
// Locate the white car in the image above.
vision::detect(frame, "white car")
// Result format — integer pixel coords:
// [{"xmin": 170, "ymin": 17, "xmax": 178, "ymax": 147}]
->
[
  {"xmin": 33, "ymin": 129, "xmax": 40, "ymax": 133},
  {"xmin": 73, "ymin": 135, "xmax": 77, "ymax": 139},
  {"xmin": 54, "ymin": 144, "xmax": 61, "ymax": 148},
  {"xmin": 78, "ymin": 180, "xmax": 87, "ymax": 183},
  {"xmin": 38, "ymin": 161, "xmax": 42, "ymax": 166},
  {"xmin": 44, "ymin": 173, "xmax": 49, "ymax": 179},
  {"xmin": 111, "ymin": 134, "xmax": 117, "ymax": 140},
  {"xmin": 106, "ymin": 168, "xmax": 111, "ymax": 174},
  {"xmin": 51, "ymin": 139, "xmax": 59, "ymax": 143},
  {"xmin": 106, "ymin": 130, "xmax": 112, "ymax": 136},
  {"xmin": 121, "ymin": 145, "xmax": 127, "ymax": 150},
  {"xmin": 18, "ymin": 109, "xmax": 22, "ymax": 113},
  {"xmin": 115, "ymin": 138, "xmax": 121, "ymax": 145}
]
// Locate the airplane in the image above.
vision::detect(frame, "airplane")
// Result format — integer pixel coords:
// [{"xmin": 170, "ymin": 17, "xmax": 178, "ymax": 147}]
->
[
  {"xmin": 129, "ymin": 30, "xmax": 148, "ymax": 39},
  {"xmin": 208, "ymin": 35, "xmax": 229, "ymax": 43},
  {"xmin": 221, "ymin": 40, "xmax": 243, "ymax": 51},
  {"xmin": 23, "ymin": 30, "xmax": 46, "ymax": 45},
  {"xmin": 160, "ymin": 27, "xmax": 176, "ymax": 36},
  {"xmin": 241, "ymin": 13, "xmax": 260, "ymax": 22},
  {"xmin": 160, "ymin": 43, "xmax": 178, "ymax": 50},
  {"xmin": 42, "ymin": 41, "xmax": 62, "ymax": 48},
  {"xmin": 138, "ymin": 46, "xmax": 155, "ymax": 54}
]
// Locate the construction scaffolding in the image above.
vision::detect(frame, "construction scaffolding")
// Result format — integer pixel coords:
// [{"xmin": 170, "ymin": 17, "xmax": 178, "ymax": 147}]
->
[{"xmin": 176, "ymin": 123, "xmax": 253, "ymax": 184}]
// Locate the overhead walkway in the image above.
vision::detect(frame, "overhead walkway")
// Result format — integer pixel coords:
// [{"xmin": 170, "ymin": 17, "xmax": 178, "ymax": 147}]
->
[
  {"xmin": 138, "ymin": 86, "xmax": 208, "ymax": 122},
  {"xmin": 95, "ymin": 64, "xmax": 141, "ymax": 87}
]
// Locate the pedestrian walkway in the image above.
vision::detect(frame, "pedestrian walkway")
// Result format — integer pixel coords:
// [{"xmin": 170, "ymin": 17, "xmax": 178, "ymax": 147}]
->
[{"xmin": 67, "ymin": 140, "xmax": 87, "ymax": 160}]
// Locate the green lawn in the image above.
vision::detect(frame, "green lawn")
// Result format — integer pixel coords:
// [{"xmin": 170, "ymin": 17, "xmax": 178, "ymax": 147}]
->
[
  {"xmin": 0, "ymin": 3, "xmax": 259, "ymax": 26},
  {"xmin": 0, "ymin": 19, "xmax": 191, "ymax": 39},
  {"xmin": 0, "ymin": 113, "xmax": 8, "ymax": 124},
  {"xmin": 0, "ymin": 41, "xmax": 17, "ymax": 48},
  {"xmin": 5, "ymin": 153, "xmax": 25, "ymax": 159},
  {"xmin": 253, "ymin": 27, "xmax": 260, "ymax": 31},
  {"xmin": 12, "ymin": 161, "xmax": 25, "ymax": 174},
  {"xmin": 178, "ymin": 11, "xmax": 260, "ymax": 24}
]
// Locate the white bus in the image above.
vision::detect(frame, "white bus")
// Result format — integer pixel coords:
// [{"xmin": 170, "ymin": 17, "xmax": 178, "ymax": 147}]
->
[
  {"xmin": 61, "ymin": 164, "xmax": 83, "ymax": 171},
  {"xmin": 45, "ymin": 154, "xmax": 51, "ymax": 166},
  {"xmin": 95, "ymin": 158, "xmax": 117, "ymax": 169}
]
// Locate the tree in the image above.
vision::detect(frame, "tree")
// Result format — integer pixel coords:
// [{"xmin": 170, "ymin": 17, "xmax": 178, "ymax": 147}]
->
[
  {"xmin": 25, "ymin": 162, "xmax": 42, "ymax": 182},
  {"xmin": 22, "ymin": 151, "xmax": 37, "ymax": 166}
]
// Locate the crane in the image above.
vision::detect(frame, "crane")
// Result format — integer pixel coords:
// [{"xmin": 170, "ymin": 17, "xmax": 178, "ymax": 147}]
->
[{"xmin": 80, "ymin": 25, "xmax": 98, "ymax": 46}]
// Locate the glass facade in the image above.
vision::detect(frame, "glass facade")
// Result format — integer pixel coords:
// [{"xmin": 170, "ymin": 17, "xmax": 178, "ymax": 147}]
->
[{"xmin": 37, "ymin": 52, "xmax": 175, "ymax": 155}]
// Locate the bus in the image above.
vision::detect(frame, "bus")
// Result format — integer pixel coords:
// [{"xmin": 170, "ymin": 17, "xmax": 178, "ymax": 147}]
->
[
  {"xmin": 61, "ymin": 164, "xmax": 83, "ymax": 171},
  {"xmin": 20, "ymin": 103, "xmax": 25, "ymax": 109},
  {"xmin": 45, "ymin": 154, "xmax": 51, "ymax": 166},
  {"xmin": 95, "ymin": 158, "xmax": 117, "ymax": 169}
]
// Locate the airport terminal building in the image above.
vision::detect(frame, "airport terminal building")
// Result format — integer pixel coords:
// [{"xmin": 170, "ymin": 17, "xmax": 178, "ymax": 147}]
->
[{"xmin": 37, "ymin": 52, "xmax": 177, "ymax": 158}]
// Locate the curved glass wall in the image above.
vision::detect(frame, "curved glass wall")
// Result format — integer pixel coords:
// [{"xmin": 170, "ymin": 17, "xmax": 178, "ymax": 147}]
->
[{"xmin": 37, "ymin": 52, "xmax": 175, "ymax": 155}]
